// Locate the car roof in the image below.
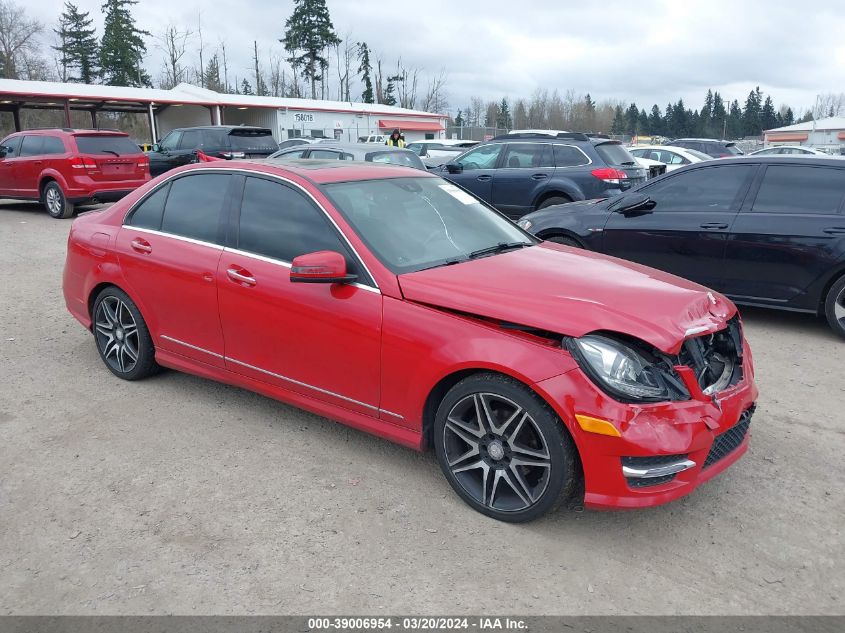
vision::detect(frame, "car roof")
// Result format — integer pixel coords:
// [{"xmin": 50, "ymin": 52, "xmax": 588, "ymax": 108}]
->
[
  {"xmin": 207, "ymin": 157, "xmax": 433, "ymax": 184},
  {"xmin": 682, "ymin": 155, "xmax": 845, "ymax": 167},
  {"xmin": 673, "ymin": 138, "xmax": 734, "ymax": 144},
  {"xmin": 172, "ymin": 125, "xmax": 271, "ymax": 133}
]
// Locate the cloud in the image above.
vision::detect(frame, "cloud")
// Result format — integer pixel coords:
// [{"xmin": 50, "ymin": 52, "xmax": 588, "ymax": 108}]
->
[{"xmin": 29, "ymin": 0, "xmax": 845, "ymax": 114}]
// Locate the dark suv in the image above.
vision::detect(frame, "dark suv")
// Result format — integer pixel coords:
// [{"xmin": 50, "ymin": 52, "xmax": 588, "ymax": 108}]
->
[
  {"xmin": 517, "ymin": 156, "xmax": 845, "ymax": 337},
  {"xmin": 147, "ymin": 126, "xmax": 278, "ymax": 177},
  {"xmin": 436, "ymin": 132, "xmax": 647, "ymax": 218},
  {"xmin": 671, "ymin": 138, "xmax": 744, "ymax": 158}
]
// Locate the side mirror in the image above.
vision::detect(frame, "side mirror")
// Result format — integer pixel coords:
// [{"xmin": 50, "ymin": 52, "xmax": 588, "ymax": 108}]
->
[
  {"xmin": 445, "ymin": 162, "xmax": 463, "ymax": 174},
  {"xmin": 290, "ymin": 250, "xmax": 357, "ymax": 284},
  {"xmin": 612, "ymin": 193, "xmax": 656, "ymax": 216},
  {"xmin": 151, "ymin": 143, "xmax": 161, "ymax": 152},
  {"xmin": 0, "ymin": 145, "xmax": 8, "ymax": 159}
]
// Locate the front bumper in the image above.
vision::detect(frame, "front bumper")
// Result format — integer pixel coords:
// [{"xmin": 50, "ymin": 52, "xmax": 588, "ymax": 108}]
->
[{"xmin": 533, "ymin": 342, "xmax": 758, "ymax": 509}]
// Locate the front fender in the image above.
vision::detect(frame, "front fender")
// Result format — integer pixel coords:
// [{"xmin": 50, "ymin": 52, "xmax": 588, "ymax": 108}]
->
[{"xmin": 378, "ymin": 296, "xmax": 578, "ymax": 432}]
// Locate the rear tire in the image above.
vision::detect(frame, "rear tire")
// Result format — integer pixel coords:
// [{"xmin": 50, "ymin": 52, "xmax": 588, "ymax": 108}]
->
[
  {"xmin": 434, "ymin": 373, "xmax": 580, "ymax": 523},
  {"xmin": 537, "ymin": 196, "xmax": 571, "ymax": 210},
  {"xmin": 92, "ymin": 287, "xmax": 159, "ymax": 380},
  {"xmin": 823, "ymin": 275, "xmax": 845, "ymax": 339},
  {"xmin": 42, "ymin": 181, "xmax": 75, "ymax": 219}
]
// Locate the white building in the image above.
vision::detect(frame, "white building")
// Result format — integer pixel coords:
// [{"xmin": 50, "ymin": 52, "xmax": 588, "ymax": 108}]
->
[
  {"xmin": 763, "ymin": 116, "xmax": 845, "ymax": 154},
  {"xmin": 0, "ymin": 79, "xmax": 447, "ymax": 144}
]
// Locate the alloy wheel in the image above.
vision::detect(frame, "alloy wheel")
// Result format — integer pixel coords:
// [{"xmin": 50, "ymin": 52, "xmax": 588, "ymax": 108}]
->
[
  {"xmin": 94, "ymin": 296, "xmax": 140, "ymax": 374},
  {"xmin": 835, "ymin": 287, "xmax": 845, "ymax": 326},
  {"xmin": 45, "ymin": 187, "xmax": 62, "ymax": 216},
  {"xmin": 442, "ymin": 392, "xmax": 551, "ymax": 513}
]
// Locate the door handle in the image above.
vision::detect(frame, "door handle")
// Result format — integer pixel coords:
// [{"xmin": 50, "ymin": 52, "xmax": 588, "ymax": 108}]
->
[
  {"xmin": 476, "ymin": 175, "xmax": 492, "ymax": 181},
  {"xmin": 227, "ymin": 267, "xmax": 256, "ymax": 286},
  {"xmin": 700, "ymin": 222, "xmax": 729, "ymax": 230},
  {"xmin": 130, "ymin": 237, "xmax": 152, "ymax": 253},
  {"xmin": 531, "ymin": 173, "xmax": 548, "ymax": 180},
  {"xmin": 823, "ymin": 227, "xmax": 845, "ymax": 235}
]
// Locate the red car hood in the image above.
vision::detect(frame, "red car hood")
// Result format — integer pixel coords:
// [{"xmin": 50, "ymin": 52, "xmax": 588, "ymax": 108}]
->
[{"xmin": 398, "ymin": 243, "xmax": 735, "ymax": 354}]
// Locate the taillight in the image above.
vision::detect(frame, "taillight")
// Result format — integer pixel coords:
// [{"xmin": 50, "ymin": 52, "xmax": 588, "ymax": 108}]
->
[
  {"xmin": 69, "ymin": 156, "xmax": 97, "ymax": 170},
  {"xmin": 137, "ymin": 157, "xmax": 149, "ymax": 169},
  {"xmin": 591, "ymin": 167, "xmax": 628, "ymax": 184},
  {"xmin": 220, "ymin": 151, "xmax": 245, "ymax": 159}
]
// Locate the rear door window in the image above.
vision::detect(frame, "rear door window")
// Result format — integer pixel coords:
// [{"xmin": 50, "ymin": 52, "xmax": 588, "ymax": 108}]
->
[
  {"xmin": 593, "ymin": 142, "xmax": 637, "ymax": 166},
  {"xmin": 75, "ymin": 136, "xmax": 139, "ymax": 155},
  {"xmin": 501, "ymin": 143, "xmax": 553, "ymax": 168},
  {"xmin": 41, "ymin": 136, "xmax": 66, "ymax": 155},
  {"xmin": 19, "ymin": 136, "xmax": 44, "ymax": 157},
  {"xmin": 160, "ymin": 173, "xmax": 231, "ymax": 244},
  {"xmin": 751, "ymin": 166, "xmax": 845, "ymax": 214},
  {"xmin": 554, "ymin": 144, "xmax": 590, "ymax": 167}
]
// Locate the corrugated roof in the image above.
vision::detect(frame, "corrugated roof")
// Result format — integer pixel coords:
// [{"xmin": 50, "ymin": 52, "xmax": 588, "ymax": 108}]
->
[
  {"xmin": 765, "ymin": 116, "xmax": 845, "ymax": 133},
  {"xmin": 0, "ymin": 78, "xmax": 446, "ymax": 119}
]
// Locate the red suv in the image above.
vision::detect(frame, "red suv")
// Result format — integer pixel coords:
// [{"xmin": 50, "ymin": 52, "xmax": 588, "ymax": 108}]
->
[
  {"xmin": 63, "ymin": 160, "xmax": 757, "ymax": 522},
  {"xmin": 0, "ymin": 129, "xmax": 150, "ymax": 218}
]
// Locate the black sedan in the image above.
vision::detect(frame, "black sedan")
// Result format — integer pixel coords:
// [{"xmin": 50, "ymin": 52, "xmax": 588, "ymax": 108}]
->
[{"xmin": 518, "ymin": 156, "xmax": 845, "ymax": 338}]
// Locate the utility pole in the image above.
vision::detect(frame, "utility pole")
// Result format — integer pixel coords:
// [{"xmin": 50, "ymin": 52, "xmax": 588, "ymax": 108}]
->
[{"xmin": 254, "ymin": 41, "xmax": 261, "ymax": 95}]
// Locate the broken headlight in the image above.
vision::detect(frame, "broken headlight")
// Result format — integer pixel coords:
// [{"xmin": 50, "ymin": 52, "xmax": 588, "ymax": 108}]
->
[{"xmin": 567, "ymin": 334, "xmax": 690, "ymax": 403}]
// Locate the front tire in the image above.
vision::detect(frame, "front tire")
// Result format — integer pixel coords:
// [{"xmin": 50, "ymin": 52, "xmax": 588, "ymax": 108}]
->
[
  {"xmin": 42, "ymin": 181, "xmax": 75, "ymax": 219},
  {"xmin": 92, "ymin": 287, "xmax": 159, "ymax": 380},
  {"xmin": 823, "ymin": 275, "xmax": 845, "ymax": 339},
  {"xmin": 434, "ymin": 373, "xmax": 580, "ymax": 522},
  {"xmin": 546, "ymin": 234, "xmax": 581, "ymax": 248}
]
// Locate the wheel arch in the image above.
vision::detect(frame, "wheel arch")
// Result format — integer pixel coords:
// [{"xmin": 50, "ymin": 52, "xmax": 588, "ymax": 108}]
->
[
  {"xmin": 535, "ymin": 228, "xmax": 587, "ymax": 248},
  {"xmin": 818, "ymin": 264, "xmax": 845, "ymax": 314},
  {"xmin": 39, "ymin": 170, "xmax": 70, "ymax": 196},
  {"xmin": 533, "ymin": 190, "xmax": 575, "ymax": 209}
]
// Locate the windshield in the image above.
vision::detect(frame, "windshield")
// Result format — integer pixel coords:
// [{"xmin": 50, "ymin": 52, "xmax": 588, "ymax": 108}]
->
[
  {"xmin": 322, "ymin": 177, "xmax": 535, "ymax": 274},
  {"xmin": 75, "ymin": 135, "xmax": 141, "ymax": 155}
]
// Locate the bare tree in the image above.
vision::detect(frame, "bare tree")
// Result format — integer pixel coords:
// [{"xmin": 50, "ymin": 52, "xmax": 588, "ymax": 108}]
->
[
  {"xmin": 157, "ymin": 24, "xmax": 193, "ymax": 89},
  {"xmin": 334, "ymin": 33, "xmax": 354, "ymax": 102},
  {"xmin": 219, "ymin": 39, "xmax": 229, "ymax": 92},
  {"xmin": 391, "ymin": 58, "xmax": 419, "ymax": 109},
  {"xmin": 813, "ymin": 93, "xmax": 845, "ymax": 119},
  {"xmin": 0, "ymin": 0, "xmax": 43, "ymax": 80},
  {"xmin": 374, "ymin": 56, "xmax": 384, "ymax": 104},
  {"xmin": 267, "ymin": 50, "xmax": 288, "ymax": 98},
  {"xmin": 420, "ymin": 69, "xmax": 448, "ymax": 113},
  {"xmin": 196, "ymin": 11, "xmax": 205, "ymax": 88}
]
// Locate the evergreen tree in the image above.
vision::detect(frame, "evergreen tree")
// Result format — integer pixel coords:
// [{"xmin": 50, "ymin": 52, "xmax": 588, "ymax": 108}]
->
[
  {"xmin": 53, "ymin": 2, "xmax": 99, "ymax": 83},
  {"xmin": 583, "ymin": 93, "xmax": 596, "ymax": 130},
  {"xmin": 742, "ymin": 86, "xmax": 762, "ymax": 136},
  {"xmin": 712, "ymin": 91, "xmax": 727, "ymax": 138},
  {"xmin": 664, "ymin": 103, "xmax": 674, "ymax": 137},
  {"xmin": 625, "ymin": 102, "xmax": 639, "ymax": 135},
  {"xmin": 356, "ymin": 42, "xmax": 373, "ymax": 104},
  {"xmin": 761, "ymin": 95, "xmax": 777, "ymax": 133},
  {"xmin": 672, "ymin": 99, "xmax": 689, "ymax": 137},
  {"xmin": 382, "ymin": 76, "xmax": 396, "ymax": 106},
  {"xmin": 638, "ymin": 108, "xmax": 649, "ymax": 135},
  {"xmin": 281, "ymin": 0, "xmax": 340, "ymax": 99},
  {"xmin": 700, "ymin": 89, "xmax": 714, "ymax": 136},
  {"xmin": 610, "ymin": 105, "xmax": 626, "ymax": 134},
  {"xmin": 727, "ymin": 100, "xmax": 743, "ymax": 139},
  {"xmin": 241, "ymin": 78, "xmax": 253, "ymax": 95},
  {"xmin": 454, "ymin": 109, "xmax": 464, "ymax": 128},
  {"xmin": 648, "ymin": 104, "xmax": 662, "ymax": 136},
  {"xmin": 497, "ymin": 97, "xmax": 511, "ymax": 129},
  {"xmin": 203, "ymin": 54, "xmax": 224, "ymax": 92},
  {"xmin": 99, "ymin": 0, "xmax": 149, "ymax": 86},
  {"xmin": 782, "ymin": 107, "xmax": 794, "ymax": 126}
]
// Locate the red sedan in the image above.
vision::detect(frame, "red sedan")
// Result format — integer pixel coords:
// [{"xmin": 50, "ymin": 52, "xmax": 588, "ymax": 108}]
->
[{"xmin": 63, "ymin": 160, "xmax": 758, "ymax": 522}]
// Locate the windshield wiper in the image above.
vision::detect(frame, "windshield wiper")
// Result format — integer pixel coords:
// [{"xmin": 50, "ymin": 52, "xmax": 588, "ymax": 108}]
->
[
  {"xmin": 416, "ymin": 257, "xmax": 468, "ymax": 271},
  {"xmin": 100, "ymin": 149, "xmax": 120, "ymax": 157},
  {"xmin": 468, "ymin": 242, "xmax": 532, "ymax": 259}
]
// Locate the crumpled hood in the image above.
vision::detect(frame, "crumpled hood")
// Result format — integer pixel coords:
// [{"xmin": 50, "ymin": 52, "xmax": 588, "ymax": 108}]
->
[{"xmin": 398, "ymin": 243, "xmax": 735, "ymax": 354}]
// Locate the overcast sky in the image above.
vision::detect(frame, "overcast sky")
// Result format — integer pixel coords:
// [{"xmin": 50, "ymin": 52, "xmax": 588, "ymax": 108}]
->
[{"xmin": 30, "ymin": 0, "xmax": 845, "ymax": 114}]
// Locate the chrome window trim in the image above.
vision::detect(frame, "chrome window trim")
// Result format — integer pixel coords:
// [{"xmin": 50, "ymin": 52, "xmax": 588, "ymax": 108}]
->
[
  {"xmin": 160, "ymin": 335, "xmax": 403, "ymax": 420},
  {"xmin": 222, "ymin": 246, "xmax": 380, "ymax": 294},
  {"xmin": 552, "ymin": 143, "xmax": 593, "ymax": 168},
  {"xmin": 122, "ymin": 166, "xmax": 380, "ymax": 290}
]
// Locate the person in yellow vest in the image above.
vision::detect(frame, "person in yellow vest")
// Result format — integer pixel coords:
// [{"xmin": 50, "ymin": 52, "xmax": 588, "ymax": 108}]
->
[{"xmin": 385, "ymin": 128, "xmax": 405, "ymax": 148}]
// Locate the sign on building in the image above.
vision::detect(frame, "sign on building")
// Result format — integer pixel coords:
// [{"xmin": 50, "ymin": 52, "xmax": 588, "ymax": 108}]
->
[{"xmin": 293, "ymin": 113, "xmax": 315, "ymax": 123}]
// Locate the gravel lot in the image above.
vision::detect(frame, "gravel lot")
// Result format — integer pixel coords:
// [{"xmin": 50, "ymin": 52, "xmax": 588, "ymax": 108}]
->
[{"xmin": 0, "ymin": 201, "xmax": 842, "ymax": 616}]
